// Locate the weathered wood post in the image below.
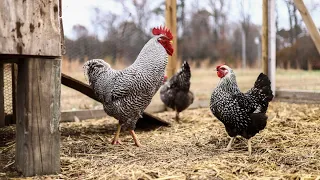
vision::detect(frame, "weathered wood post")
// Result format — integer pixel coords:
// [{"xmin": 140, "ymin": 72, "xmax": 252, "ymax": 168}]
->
[
  {"xmin": 165, "ymin": 0, "xmax": 177, "ymax": 78},
  {"xmin": 0, "ymin": 0, "xmax": 62, "ymax": 176},
  {"xmin": 262, "ymin": 0, "xmax": 276, "ymax": 94},
  {"xmin": 293, "ymin": 0, "xmax": 320, "ymax": 54}
]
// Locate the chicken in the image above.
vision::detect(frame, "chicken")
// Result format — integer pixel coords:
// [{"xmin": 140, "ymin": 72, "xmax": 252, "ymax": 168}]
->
[
  {"xmin": 160, "ymin": 61, "xmax": 194, "ymax": 122},
  {"xmin": 210, "ymin": 64, "xmax": 273, "ymax": 155},
  {"xmin": 83, "ymin": 26, "xmax": 173, "ymax": 147}
]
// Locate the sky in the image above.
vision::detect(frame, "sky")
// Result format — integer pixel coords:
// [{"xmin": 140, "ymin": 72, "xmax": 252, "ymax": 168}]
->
[{"xmin": 62, "ymin": 0, "xmax": 320, "ymax": 40}]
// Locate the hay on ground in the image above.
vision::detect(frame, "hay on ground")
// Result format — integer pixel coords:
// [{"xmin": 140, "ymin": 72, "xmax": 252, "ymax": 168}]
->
[{"xmin": 1, "ymin": 101, "xmax": 320, "ymax": 179}]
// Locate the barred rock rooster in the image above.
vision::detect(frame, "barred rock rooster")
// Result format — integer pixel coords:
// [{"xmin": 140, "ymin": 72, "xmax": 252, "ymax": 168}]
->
[
  {"xmin": 83, "ymin": 26, "xmax": 173, "ymax": 147},
  {"xmin": 160, "ymin": 61, "xmax": 194, "ymax": 122},
  {"xmin": 210, "ymin": 65, "xmax": 273, "ymax": 155}
]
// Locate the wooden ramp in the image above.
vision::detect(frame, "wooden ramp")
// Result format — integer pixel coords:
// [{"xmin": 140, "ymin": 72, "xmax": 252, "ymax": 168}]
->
[{"xmin": 61, "ymin": 73, "xmax": 171, "ymax": 129}]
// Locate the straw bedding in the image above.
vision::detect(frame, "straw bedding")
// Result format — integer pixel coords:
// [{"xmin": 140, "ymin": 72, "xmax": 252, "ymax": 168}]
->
[{"xmin": 1, "ymin": 101, "xmax": 320, "ymax": 179}]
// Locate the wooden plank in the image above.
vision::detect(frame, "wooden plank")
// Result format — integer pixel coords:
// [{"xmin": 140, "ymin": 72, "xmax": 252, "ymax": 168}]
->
[
  {"xmin": 61, "ymin": 73, "xmax": 170, "ymax": 127},
  {"xmin": 275, "ymin": 89, "xmax": 320, "ymax": 103},
  {"xmin": 294, "ymin": 0, "xmax": 320, "ymax": 54},
  {"xmin": 11, "ymin": 63, "xmax": 17, "ymax": 124},
  {"xmin": 165, "ymin": 0, "xmax": 177, "ymax": 78},
  {"xmin": 262, "ymin": 0, "xmax": 268, "ymax": 75},
  {"xmin": 16, "ymin": 58, "xmax": 60, "ymax": 176},
  {"xmin": 0, "ymin": 0, "xmax": 61, "ymax": 56},
  {"xmin": 268, "ymin": 0, "xmax": 276, "ymax": 94},
  {"xmin": 0, "ymin": 63, "xmax": 4, "ymax": 127}
]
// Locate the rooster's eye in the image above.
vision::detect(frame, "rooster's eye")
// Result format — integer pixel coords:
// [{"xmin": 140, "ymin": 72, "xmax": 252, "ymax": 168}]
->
[{"xmin": 157, "ymin": 37, "xmax": 162, "ymax": 41}]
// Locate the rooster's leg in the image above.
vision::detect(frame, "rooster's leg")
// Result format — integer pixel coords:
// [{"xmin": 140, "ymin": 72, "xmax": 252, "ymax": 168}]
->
[
  {"xmin": 225, "ymin": 137, "xmax": 235, "ymax": 151},
  {"xmin": 248, "ymin": 139, "xmax": 252, "ymax": 155},
  {"xmin": 130, "ymin": 130, "xmax": 142, "ymax": 147},
  {"xmin": 111, "ymin": 124, "xmax": 122, "ymax": 145},
  {"xmin": 175, "ymin": 112, "xmax": 180, "ymax": 122}
]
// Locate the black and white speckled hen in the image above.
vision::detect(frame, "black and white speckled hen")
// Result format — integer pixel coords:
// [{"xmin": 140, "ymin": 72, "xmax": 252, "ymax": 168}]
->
[
  {"xmin": 83, "ymin": 26, "xmax": 173, "ymax": 147},
  {"xmin": 210, "ymin": 64, "xmax": 273, "ymax": 155},
  {"xmin": 160, "ymin": 61, "xmax": 194, "ymax": 122}
]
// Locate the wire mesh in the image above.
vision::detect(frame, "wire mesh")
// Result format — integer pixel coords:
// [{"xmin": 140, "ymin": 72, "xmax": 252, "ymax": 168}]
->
[{"xmin": 3, "ymin": 63, "xmax": 13, "ymax": 115}]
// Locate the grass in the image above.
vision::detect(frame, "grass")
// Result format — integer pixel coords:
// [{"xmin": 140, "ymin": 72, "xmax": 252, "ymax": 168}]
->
[{"xmin": 1, "ymin": 101, "xmax": 320, "ymax": 179}]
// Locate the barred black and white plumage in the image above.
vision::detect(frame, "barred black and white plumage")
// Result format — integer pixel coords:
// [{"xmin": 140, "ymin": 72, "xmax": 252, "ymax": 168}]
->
[
  {"xmin": 83, "ymin": 26, "xmax": 173, "ymax": 146},
  {"xmin": 210, "ymin": 64, "xmax": 273, "ymax": 155},
  {"xmin": 160, "ymin": 61, "xmax": 194, "ymax": 122}
]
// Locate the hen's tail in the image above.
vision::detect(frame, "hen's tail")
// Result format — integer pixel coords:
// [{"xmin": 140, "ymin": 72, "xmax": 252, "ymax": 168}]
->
[
  {"xmin": 178, "ymin": 61, "xmax": 191, "ymax": 81},
  {"xmin": 83, "ymin": 59, "xmax": 111, "ymax": 86},
  {"xmin": 253, "ymin": 73, "xmax": 274, "ymax": 102}
]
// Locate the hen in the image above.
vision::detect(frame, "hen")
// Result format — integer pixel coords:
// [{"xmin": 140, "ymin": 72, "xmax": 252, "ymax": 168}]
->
[
  {"xmin": 83, "ymin": 26, "xmax": 173, "ymax": 146},
  {"xmin": 210, "ymin": 65, "xmax": 273, "ymax": 155},
  {"xmin": 160, "ymin": 61, "xmax": 194, "ymax": 122}
]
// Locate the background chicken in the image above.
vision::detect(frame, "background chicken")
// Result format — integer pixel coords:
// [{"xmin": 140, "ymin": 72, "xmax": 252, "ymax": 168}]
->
[
  {"xmin": 210, "ymin": 65, "xmax": 273, "ymax": 155},
  {"xmin": 83, "ymin": 26, "xmax": 173, "ymax": 147},
  {"xmin": 160, "ymin": 61, "xmax": 194, "ymax": 122}
]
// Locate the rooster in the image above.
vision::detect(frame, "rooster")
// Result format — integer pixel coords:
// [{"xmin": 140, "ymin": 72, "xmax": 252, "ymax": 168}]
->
[
  {"xmin": 160, "ymin": 61, "xmax": 194, "ymax": 122},
  {"xmin": 210, "ymin": 65, "xmax": 273, "ymax": 155},
  {"xmin": 83, "ymin": 26, "xmax": 173, "ymax": 147}
]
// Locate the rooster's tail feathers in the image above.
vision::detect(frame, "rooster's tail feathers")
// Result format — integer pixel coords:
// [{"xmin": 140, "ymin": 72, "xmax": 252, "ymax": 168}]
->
[
  {"xmin": 83, "ymin": 59, "xmax": 111, "ymax": 83},
  {"xmin": 254, "ymin": 73, "xmax": 274, "ymax": 102}
]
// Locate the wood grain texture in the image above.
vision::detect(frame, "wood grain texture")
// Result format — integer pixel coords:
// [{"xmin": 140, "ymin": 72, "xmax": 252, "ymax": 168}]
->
[
  {"xmin": 0, "ymin": 0, "xmax": 61, "ymax": 56},
  {"xmin": 165, "ymin": 0, "xmax": 177, "ymax": 78},
  {"xmin": 262, "ymin": 0, "xmax": 268, "ymax": 75},
  {"xmin": 15, "ymin": 58, "xmax": 61, "ymax": 176}
]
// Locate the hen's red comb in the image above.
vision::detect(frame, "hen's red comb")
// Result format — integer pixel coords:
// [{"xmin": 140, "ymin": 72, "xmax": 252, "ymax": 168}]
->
[
  {"xmin": 152, "ymin": 26, "xmax": 173, "ymax": 40},
  {"xmin": 216, "ymin": 63, "xmax": 226, "ymax": 70}
]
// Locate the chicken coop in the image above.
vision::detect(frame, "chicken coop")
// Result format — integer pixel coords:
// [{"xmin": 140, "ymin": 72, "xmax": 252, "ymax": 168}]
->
[
  {"xmin": 1, "ymin": 0, "xmax": 320, "ymax": 179},
  {"xmin": 0, "ymin": 0, "xmax": 62, "ymax": 176}
]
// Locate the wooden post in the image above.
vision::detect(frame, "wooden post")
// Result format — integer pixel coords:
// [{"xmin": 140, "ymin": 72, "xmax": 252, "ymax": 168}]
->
[
  {"xmin": 293, "ymin": 0, "xmax": 320, "ymax": 54},
  {"xmin": 0, "ymin": 63, "xmax": 4, "ymax": 127},
  {"xmin": 268, "ymin": 0, "xmax": 276, "ymax": 94},
  {"xmin": 262, "ymin": 0, "xmax": 269, "ymax": 75},
  {"xmin": 11, "ymin": 63, "xmax": 17, "ymax": 124},
  {"xmin": 0, "ymin": 0, "xmax": 62, "ymax": 176},
  {"xmin": 15, "ymin": 58, "xmax": 61, "ymax": 176},
  {"xmin": 165, "ymin": 0, "xmax": 177, "ymax": 78}
]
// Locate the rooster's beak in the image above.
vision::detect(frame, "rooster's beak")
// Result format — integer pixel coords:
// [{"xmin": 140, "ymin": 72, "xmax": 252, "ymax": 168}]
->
[{"xmin": 170, "ymin": 40, "xmax": 173, "ymax": 44}]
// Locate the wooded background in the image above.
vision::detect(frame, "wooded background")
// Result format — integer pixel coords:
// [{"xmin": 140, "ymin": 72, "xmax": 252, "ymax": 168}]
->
[{"xmin": 62, "ymin": 0, "xmax": 320, "ymax": 70}]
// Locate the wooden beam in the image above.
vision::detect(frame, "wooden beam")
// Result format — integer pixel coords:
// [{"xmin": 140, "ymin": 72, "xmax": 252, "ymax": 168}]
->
[
  {"xmin": 15, "ymin": 58, "xmax": 61, "ymax": 176},
  {"xmin": 0, "ymin": 0, "xmax": 61, "ymax": 56},
  {"xmin": 165, "ymin": 0, "xmax": 177, "ymax": 78},
  {"xmin": 61, "ymin": 73, "xmax": 170, "ymax": 128},
  {"xmin": 11, "ymin": 63, "xmax": 17, "ymax": 125},
  {"xmin": 293, "ymin": 0, "xmax": 320, "ymax": 54},
  {"xmin": 268, "ymin": 0, "xmax": 276, "ymax": 94},
  {"xmin": 262, "ymin": 0, "xmax": 269, "ymax": 75},
  {"xmin": 0, "ymin": 63, "xmax": 4, "ymax": 127},
  {"xmin": 275, "ymin": 89, "xmax": 320, "ymax": 103}
]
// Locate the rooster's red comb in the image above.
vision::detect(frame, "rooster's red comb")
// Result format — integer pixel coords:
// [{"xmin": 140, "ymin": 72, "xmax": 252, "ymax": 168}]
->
[{"xmin": 152, "ymin": 26, "xmax": 173, "ymax": 40}]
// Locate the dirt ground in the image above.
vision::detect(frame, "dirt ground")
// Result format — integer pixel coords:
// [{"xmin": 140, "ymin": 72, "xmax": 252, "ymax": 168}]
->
[{"xmin": 1, "ymin": 101, "xmax": 320, "ymax": 180}]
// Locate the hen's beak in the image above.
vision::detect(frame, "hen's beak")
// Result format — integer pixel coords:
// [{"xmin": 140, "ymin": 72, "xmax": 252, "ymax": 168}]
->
[{"xmin": 170, "ymin": 40, "xmax": 173, "ymax": 44}]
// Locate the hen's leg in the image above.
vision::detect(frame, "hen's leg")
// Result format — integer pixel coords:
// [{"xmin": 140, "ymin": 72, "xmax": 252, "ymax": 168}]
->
[
  {"xmin": 111, "ymin": 124, "xmax": 122, "ymax": 145},
  {"xmin": 248, "ymin": 139, "xmax": 252, "ymax": 155},
  {"xmin": 225, "ymin": 137, "xmax": 235, "ymax": 151},
  {"xmin": 130, "ymin": 130, "xmax": 142, "ymax": 147},
  {"xmin": 175, "ymin": 112, "xmax": 180, "ymax": 122}
]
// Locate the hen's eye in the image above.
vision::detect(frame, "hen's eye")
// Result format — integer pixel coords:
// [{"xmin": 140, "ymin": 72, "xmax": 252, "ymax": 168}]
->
[{"xmin": 220, "ymin": 67, "xmax": 226, "ymax": 70}]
